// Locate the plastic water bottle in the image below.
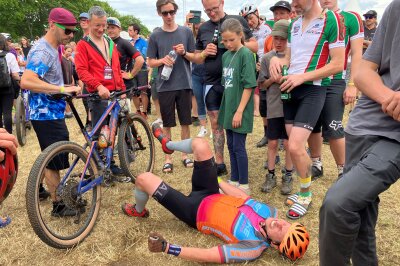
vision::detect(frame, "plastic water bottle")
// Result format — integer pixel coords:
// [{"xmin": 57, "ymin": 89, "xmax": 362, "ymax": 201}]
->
[
  {"xmin": 98, "ymin": 125, "xmax": 110, "ymax": 148},
  {"xmin": 161, "ymin": 49, "xmax": 177, "ymax": 81}
]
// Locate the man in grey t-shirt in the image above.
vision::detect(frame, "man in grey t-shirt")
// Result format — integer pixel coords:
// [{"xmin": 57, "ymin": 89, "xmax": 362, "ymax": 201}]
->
[
  {"xmin": 319, "ymin": 1, "xmax": 400, "ymax": 265},
  {"xmin": 147, "ymin": 0, "xmax": 195, "ymax": 173}
]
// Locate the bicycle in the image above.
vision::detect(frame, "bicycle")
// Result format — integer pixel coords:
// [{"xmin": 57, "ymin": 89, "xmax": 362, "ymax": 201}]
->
[
  {"xmin": 25, "ymin": 86, "xmax": 155, "ymax": 249},
  {"xmin": 15, "ymin": 88, "xmax": 31, "ymax": 146}
]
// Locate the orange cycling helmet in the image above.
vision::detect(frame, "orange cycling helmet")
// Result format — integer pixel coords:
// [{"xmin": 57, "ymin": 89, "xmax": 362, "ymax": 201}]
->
[
  {"xmin": 279, "ymin": 222, "xmax": 310, "ymax": 261},
  {"xmin": 0, "ymin": 149, "xmax": 18, "ymax": 204}
]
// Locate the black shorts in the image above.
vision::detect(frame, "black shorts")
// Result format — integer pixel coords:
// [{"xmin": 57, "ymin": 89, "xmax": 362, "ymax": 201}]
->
[
  {"xmin": 88, "ymin": 99, "xmax": 109, "ymax": 139},
  {"xmin": 31, "ymin": 119, "xmax": 70, "ymax": 170},
  {"xmin": 150, "ymin": 79, "xmax": 158, "ymax": 100},
  {"xmin": 283, "ymin": 84, "xmax": 327, "ymax": 131},
  {"xmin": 205, "ymin": 84, "xmax": 224, "ymax": 111},
  {"xmin": 152, "ymin": 158, "xmax": 219, "ymax": 228},
  {"xmin": 159, "ymin": 89, "xmax": 192, "ymax": 127},
  {"xmin": 312, "ymin": 79, "xmax": 345, "ymax": 139},
  {"xmin": 259, "ymin": 89, "xmax": 267, "ymax": 118},
  {"xmin": 267, "ymin": 117, "xmax": 288, "ymax": 140}
]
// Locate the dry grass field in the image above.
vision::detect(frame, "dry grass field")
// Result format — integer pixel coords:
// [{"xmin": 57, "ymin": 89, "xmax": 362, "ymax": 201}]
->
[{"xmin": 0, "ymin": 101, "xmax": 399, "ymax": 266}]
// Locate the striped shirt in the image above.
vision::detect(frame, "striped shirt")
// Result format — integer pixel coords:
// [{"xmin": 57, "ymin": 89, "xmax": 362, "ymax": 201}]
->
[{"xmin": 288, "ymin": 9, "xmax": 345, "ymax": 86}]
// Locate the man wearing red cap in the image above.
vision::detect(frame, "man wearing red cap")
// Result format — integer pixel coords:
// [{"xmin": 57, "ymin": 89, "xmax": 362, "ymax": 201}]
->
[{"xmin": 21, "ymin": 7, "xmax": 82, "ymax": 216}]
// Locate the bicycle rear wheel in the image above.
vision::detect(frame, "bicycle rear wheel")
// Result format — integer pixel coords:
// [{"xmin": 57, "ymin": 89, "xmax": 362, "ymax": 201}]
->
[
  {"xmin": 15, "ymin": 96, "xmax": 26, "ymax": 146},
  {"xmin": 118, "ymin": 114, "xmax": 155, "ymax": 181},
  {"xmin": 26, "ymin": 141, "xmax": 101, "ymax": 249}
]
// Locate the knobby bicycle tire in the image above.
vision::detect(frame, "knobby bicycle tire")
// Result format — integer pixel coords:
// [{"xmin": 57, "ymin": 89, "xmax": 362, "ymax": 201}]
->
[
  {"xmin": 117, "ymin": 114, "xmax": 155, "ymax": 182},
  {"xmin": 26, "ymin": 141, "xmax": 101, "ymax": 249},
  {"xmin": 15, "ymin": 96, "xmax": 26, "ymax": 146}
]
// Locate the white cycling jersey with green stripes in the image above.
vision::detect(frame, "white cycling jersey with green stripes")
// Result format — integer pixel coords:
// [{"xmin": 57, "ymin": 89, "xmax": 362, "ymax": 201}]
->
[{"xmin": 288, "ymin": 9, "xmax": 345, "ymax": 86}]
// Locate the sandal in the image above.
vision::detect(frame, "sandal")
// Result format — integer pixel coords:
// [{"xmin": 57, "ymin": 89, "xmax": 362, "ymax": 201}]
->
[
  {"xmin": 182, "ymin": 158, "xmax": 194, "ymax": 168},
  {"xmin": 0, "ymin": 216, "xmax": 11, "ymax": 228},
  {"xmin": 286, "ymin": 201, "xmax": 312, "ymax": 220},
  {"xmin": 285, "ymin": 193, "xmax": 299, "ymax": 206},
  {"xmin": 162, "ymin": 163, "xmax": 173, "ymax": 173}
]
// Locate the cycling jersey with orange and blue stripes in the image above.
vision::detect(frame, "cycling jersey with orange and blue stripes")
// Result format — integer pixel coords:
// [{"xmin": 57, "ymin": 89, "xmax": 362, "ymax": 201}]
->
[{"xmin": 196, "ymin": 194, "xmax": 277, "ymax": 263}]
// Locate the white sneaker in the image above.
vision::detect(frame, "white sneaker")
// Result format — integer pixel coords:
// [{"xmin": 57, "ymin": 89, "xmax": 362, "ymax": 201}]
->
[
  {"xmin": 238, "ymin": 184, "xmax": 251, "ymax": 195},
  {"xmin": 152, "ymin": 118, "xmax": 163, "ymax": 128},
  {"xmin": 197, "ymin": 126, "xmax": 207, "ymax": 137}
]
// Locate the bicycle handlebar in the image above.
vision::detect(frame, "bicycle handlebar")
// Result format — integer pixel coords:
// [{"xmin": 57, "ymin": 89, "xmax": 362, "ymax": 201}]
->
[{"xmin": 49, "ymin": 85, "xmax": 150, "ymax": 101}]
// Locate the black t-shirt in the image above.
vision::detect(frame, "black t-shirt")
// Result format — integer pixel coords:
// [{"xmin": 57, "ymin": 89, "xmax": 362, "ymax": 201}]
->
[
  {"xmin": 22, "ymin": 46, "xmax": 31, "ymax": 58},
  {"xmin": 363, "ymin": 25, "xmax": 377, "ymax": 53},
  {"xmin": 196, "ymin": 14, "xmax": 253, "ymax": 85},
  {"xmin": 113, "ymin": 36, "xmax": 141, "ymax": 73}
]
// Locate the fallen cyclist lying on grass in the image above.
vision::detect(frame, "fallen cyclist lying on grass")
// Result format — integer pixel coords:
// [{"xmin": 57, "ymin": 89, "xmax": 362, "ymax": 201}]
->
[{"xmin": 121, "ymin": 123, "xmax": 309, "ymax": 263}]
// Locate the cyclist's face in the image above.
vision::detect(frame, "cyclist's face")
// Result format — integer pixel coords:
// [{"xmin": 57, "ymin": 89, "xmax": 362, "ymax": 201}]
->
[
  {"xmin": 264, "ymin": 218, "xmax": 291, "ymax": 244},
  {"xmin": 89, "ymin": 15, "xmax": 107, "ymax": 38},
  {"xmin": 246, "ymin": 13, "xmax": 259, "ymax": 29},
  {"xmin": 292, "ymin": 0, "xmax": 312, "ymax": 14},
  {"xmin": 319, "ymin": 0, "xmax": 337, "ymax": 10},
  {"xmin": 107, "ymin": 25, "xmax": 121, "ymax": 40}
]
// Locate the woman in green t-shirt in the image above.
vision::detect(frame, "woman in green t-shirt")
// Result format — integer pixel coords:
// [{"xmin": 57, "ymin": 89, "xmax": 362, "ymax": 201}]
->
[{"xmin": 218, "ymin": 18, "xmax": 257, "ymax": 194}]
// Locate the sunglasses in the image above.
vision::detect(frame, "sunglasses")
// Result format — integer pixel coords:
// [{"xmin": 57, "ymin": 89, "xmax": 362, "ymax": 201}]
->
[
  {"xmin": 161, "ymin": 10, "xmax": 176, "ymax": 17},
  {"xmin": 54, "ymin": 23, "xmax": 78, "ymax": 35},
  {"xmin": 364, "ymin": 15, "xmax": 376, "ymax": 20}
]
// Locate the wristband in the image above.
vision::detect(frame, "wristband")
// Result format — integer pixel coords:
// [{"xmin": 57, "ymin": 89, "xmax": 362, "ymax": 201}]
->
[
  {"xmin": 200, "ymin": 52, "xmax": 206, "ymax": 59},
  {"xmin": 59, "ymin": 86, "xmax": 65, "ymax": 93},
  {"xmin": 348, "ymin": 82, "xmax": 355, "ymax": 86},
  {"xmin": 167, "ymin": 244, "xmax": 182, "ymax": 256},
  {"xmin": 128, "ymin": 73, "xmax": 133, "ymax": 79},
  {"xmin": 217, "ymin": 177, "xmax": 222, "ymax": 184},
  {"xmin": 182, "ymin": 50, "xmax": 187, "ymax": 57}
]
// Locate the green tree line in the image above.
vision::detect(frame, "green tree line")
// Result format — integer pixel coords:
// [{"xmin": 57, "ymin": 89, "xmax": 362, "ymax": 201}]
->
[{"xmin": 0, "ymin": 0, "xmax": 149, "ymax": 41}]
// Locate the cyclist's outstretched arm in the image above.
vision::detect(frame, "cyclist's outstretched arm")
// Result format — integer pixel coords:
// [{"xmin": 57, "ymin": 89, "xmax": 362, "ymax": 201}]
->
[{"xmin": 149, "ymin": 232, "xmax": 265, "ymax": 263}]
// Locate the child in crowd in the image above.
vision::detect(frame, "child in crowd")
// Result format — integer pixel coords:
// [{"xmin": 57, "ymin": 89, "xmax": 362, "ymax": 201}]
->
[
  {"xmin": 258, "ymin": 20, "xmax": 293, "ymax": 195},
  {"xmin": 218, "ymin": 18, "xmax": 257, "ymax": 194},
  {"xmin": 61, "ymin": 45, "xmax": 75, "ymax": 118}
]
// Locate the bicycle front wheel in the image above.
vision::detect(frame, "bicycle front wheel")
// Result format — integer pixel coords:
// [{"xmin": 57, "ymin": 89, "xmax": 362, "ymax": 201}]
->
[
  {"xmin": 15, "ymin": 96, "xmax": 26, "ymax": 146},
  {"xmin": 26, "ymin": 141, "xmax": 101, "ymax": 249},
  {"xmin": 118, "ymin": 114, "xmax": 155, "ymax": 181}
]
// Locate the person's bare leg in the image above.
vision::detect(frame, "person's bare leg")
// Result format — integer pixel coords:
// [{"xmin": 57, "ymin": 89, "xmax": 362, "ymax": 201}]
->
[
  {"xmin": 44, "ymin": 169, "xmax": 61, "ymax": 202},
  {"xmin": 208, "ymin": 110, "xmax": 224, "ymax": 164},
  {"xmin": 181, "ymin": 125, "xmax": 192, "ymax": 166},
  {"xmin": 329, "ymin": 137, "xmax": 345, "ymax": 176},
  {"xmin": 163, "ymin": 127, "xmax": 173, "ymax": 171},
  {"xmin": 141, "ymin": 93, "xmax": 149, "ymax": 115},
  {"xmin": 254, "ymin": 93, "xmax": 260, "ymax": 116},
  {"xmin": 132, "ymin": 97, "xmax": 141, "ymax": 113}
]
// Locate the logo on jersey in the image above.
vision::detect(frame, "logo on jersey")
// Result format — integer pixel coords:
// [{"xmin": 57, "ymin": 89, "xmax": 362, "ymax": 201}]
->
[
  {"xmin": 329, "ymin": 120, "xmax": 343, "ymax": 131},
  {"xmin": 293, "ymin": 24, "xmax": 300, "ymax": 35}
]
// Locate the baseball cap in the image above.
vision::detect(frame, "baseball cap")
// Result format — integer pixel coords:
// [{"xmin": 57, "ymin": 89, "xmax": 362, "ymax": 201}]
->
[
  {"xmin": 271, "ymin": 19, "xmax": 290, "ymax": 39},
  {"xmin": 270, "ymin": 1, "xmax": 291, "ymax": 12},
  {"xmin": 107, "ymin": 17, "xmax": 121, "ymax": 28},
  {"xmin": 79, "ymin": 12, "xmax": 89, "ymax": 20},
  {"xmin": 48, "ymin": 8, "xmax": 78, "ymax": 26},
  {"xmin": 363, "ymin": 10, "xmax": 377, "ymax": 17}
]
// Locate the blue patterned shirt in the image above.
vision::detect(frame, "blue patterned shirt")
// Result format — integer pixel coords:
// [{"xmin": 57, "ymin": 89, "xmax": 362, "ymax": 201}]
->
[{"xmin": 26, "ymin": 38, "xmax": 65, "ymax": 120}]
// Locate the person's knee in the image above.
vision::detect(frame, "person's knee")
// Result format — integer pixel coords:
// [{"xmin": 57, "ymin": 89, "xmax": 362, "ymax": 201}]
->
[
  {"xmin": 135, "ymin": 172, "xmax": 160, "ymax": 191},
  {"xmin": 192, "ymin": 138, "xmax": 212, "ymax": 160},
  {"xmin": 288, "ymin": 139, "xmax": 304, "ymax": 158}
]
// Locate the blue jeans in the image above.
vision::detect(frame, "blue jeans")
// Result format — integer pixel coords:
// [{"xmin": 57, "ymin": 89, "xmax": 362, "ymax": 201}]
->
[
  {"xmin": 192, "ymin": 73, "xmax": 206, "ymax": 120},
  {"xmin": 226, "ymin": 129, "xmax": 248, "ymax": 184}
]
